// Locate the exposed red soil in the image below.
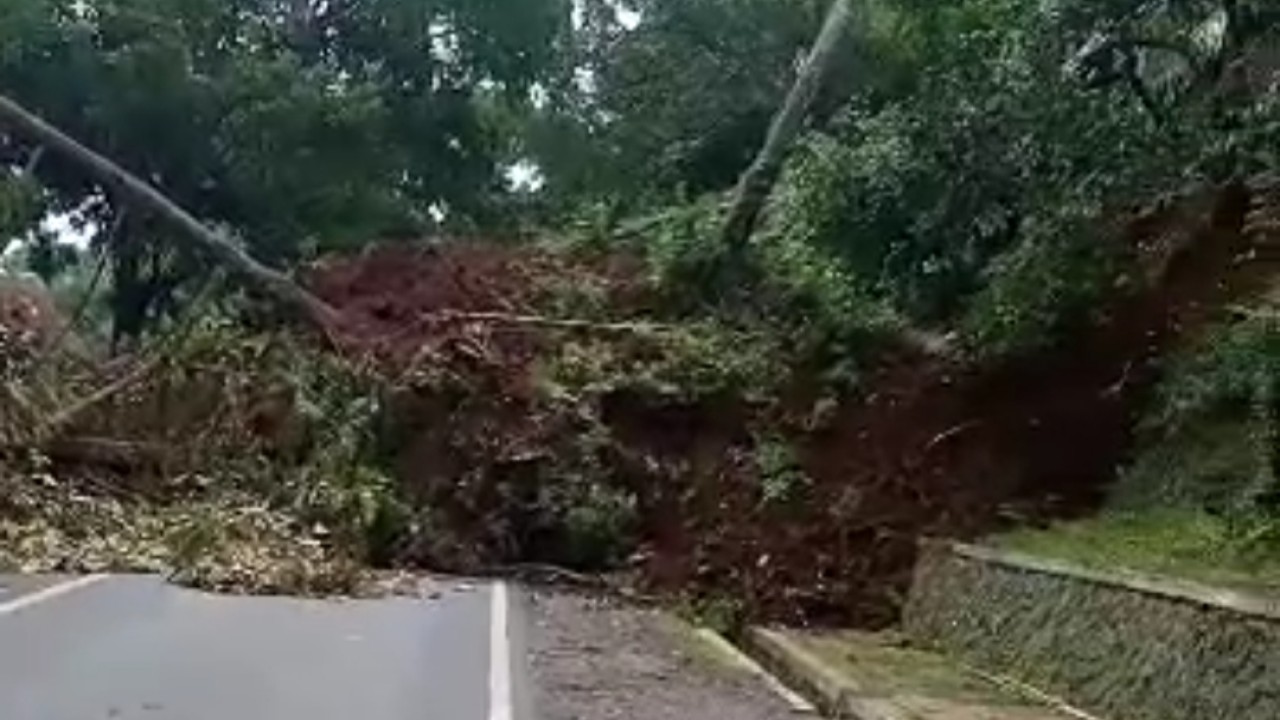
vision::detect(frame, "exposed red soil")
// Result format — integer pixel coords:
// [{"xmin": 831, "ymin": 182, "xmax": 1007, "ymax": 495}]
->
[
  {"xmin": 307, "ymin": 182, "xmax": 1269, "ymax": 626},
  {"xmin": 680, "ymin": 182, "xmax": 1263, "ymax": 626}
]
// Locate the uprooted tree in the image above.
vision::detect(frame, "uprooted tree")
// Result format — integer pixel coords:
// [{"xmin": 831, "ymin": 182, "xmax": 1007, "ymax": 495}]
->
[{"xmin": 0, "ymin": 94, "xmax": 342, "ymax": 333}]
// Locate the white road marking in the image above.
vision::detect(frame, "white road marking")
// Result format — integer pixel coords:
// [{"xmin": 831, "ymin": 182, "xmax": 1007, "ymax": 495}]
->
[
  {"xmin": 0, "ymin": 575, "xmax": 109, "ymax": 617},
  {"xmin": 489, "ymin": 581, "xmax": 513, "ymax": 720},
  {"xmin": 694, "ymin": 627, "xmax": 817, "ymax": 714}
]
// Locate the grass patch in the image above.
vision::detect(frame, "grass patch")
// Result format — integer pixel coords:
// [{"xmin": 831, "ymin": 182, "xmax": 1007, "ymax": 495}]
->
[
  {"xmin": 791, "ymin": 629, "xmax": 1059, "ymax": 714},
  {"xmin": 994, "ymin": 510, "xmax": 1280, "ymax": 595}
]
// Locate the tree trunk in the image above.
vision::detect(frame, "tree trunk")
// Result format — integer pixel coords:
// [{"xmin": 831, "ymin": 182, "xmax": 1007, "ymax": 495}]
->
[
  {"xmin": 0, "ymin": 93, "xmax": 343, "ymax": 332},
  {"xmin": 720, "ymin": 0, "xmax": 856, "ymax": 261}
]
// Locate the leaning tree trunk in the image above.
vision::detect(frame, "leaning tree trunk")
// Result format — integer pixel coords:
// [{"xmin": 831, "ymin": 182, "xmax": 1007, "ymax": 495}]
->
[
  {"xmin": 0, "ymin": 94, "xmax": 343, "ymax": 332},
  {"xmin": 720, "ymin": 0, "xmax": 856, "ymax": 262}
]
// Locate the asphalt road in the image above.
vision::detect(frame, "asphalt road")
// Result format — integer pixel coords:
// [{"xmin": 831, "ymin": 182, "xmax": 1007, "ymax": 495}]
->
[{"xmin": 0, "ymin": 574, "xmax": 534, "ymax": 720}]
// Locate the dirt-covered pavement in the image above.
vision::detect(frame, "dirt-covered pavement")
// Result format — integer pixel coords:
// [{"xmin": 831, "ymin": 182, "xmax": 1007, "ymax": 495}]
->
[{"xmin": 528, "ymin": 591, "xmax": 801, "ymax": 720}]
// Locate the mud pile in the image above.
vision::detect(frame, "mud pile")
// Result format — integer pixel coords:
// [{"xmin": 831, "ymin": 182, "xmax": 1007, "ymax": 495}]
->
[{"xmin": 304, "ymin": 183, "xmax": 1265, "ymax": 625}]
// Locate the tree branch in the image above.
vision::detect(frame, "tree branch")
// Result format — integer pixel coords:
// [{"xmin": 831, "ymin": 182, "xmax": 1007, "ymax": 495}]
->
[
  {"xmin": 38, "ymin": 273, "xmax": 222, "ymax": 441},
  {"xmin": 23, "ymin": 145, "xmax": 44, "ymax": 176},
  {"xmin": 0, "ymin": 93, "xmax": 343, "ymax": 333},
  {"xmin": 423, "ymin": 310, "xmax": 671, "ymax": 334},
  {"xmin": 39, "ymin": 353, "xmax": 166, "ymax": 439}
]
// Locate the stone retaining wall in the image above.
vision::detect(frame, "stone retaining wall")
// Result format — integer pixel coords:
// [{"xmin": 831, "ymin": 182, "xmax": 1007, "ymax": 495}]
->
[{"xmin": 903, "ymin": 541, "xmax": 1280, "ymax": 720}]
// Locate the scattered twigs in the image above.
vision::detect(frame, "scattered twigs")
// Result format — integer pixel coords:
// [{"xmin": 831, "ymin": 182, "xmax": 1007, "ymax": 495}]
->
[
  {"xmin": 36, "ymin": 274, "xmax": 223, "ymax": 442},
  {"xmin": 924, "ymin": 420, "xmax": 982, "ymax": 453},
  {"xmin": 39, "ymin": 353, "xmax": 167, "ymax": 439}
]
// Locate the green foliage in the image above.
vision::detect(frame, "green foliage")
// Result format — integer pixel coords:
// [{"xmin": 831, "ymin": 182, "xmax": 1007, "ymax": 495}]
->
[
  {"xmin": 547, "ymin": 480, "xmax": 638, "ymax": 569},
  {"xmin": 0, "ymin": 175, "xmax": 40, "ymax": 248},
  {"xmin": 1117, "ymin": 317, "xmax": 1280, "ymax": 513},
  {"xmin": 753, "ymin": 433, "xmax": 808, "ymax": 506},
  {"xmin": 766, "ymin": 0, "xmax": 1273, "ymax": 357},
  {"xmin": 641, "ymin": 197, "xmax": 731, "ymax": 294},
  {"xmin": 996, "ymin": 509, "xmax": 1280, "ymax": 592},
  {"xmin": 1145, "ymin": 317, "xmax": 1280, "ymax": 434},
  {"xmin": 959, "ymin": 212, "xmax": 1120, "ymax": 359},
  {"xmin": 173, "ymin": 320, "xmax": 405, "ymax": 543},
  {"xmin": 1120, "ymin": 419, "xmax": 1273, "ymax": 514},
  {"xmin": 1099, "ymin": 318, "xmax": 1280, "ymax": 589},
  {"xmin": 21, "ymin": 317, "xmax": 416, "ymax": 584},
  {"xmin": 547, "ymin": 320, "xmax": 787, "ymax": 404},
  {"xmin": 528, "ymin": 0, "xmax": 831, "ymax": 211},
  {"xmin": 0, "ymin": 346, "xmax": 384, "ymax": 595},
  {"xmin": 0, "ymin": 0, "xmax": 573, "ymax": 333},
  {"xmin": 634, "ymin": 194, "xmax": 898, "ymax": 391},
  {"xmin": 605, "ymin": 0, "xmax": 1269, "ymax": 361},
  {"xmin": 677, "ymin": 592, "xmax": 748, "ymax": 635}
]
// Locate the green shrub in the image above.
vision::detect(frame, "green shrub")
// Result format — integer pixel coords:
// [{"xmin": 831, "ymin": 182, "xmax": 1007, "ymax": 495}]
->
[
  {"xmin": 555, "ymin": 481, "xmax": 639, "ymax": 569},
  {"xmin": 753, "ymin": 432, "xmax": 808, "ymax": 506},
  {"xmin": 1117, "ymin": 318, "xmax": 1280, "ymax": 514},
  {"xmin": 959, "ymin": 209, "xmax": 1119, "ymax": 360}
]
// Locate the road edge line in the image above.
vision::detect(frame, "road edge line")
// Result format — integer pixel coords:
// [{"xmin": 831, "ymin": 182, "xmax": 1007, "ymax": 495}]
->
[
  {"xmin": 0, "ymin": 574, "xmax": 110, "ymax": 617},
  {"xmin": 489, "ymin": 581, "xmax": 514, "ymax": 720}
]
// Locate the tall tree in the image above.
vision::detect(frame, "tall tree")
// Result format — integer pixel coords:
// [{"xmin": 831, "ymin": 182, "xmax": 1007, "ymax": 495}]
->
[
  {"xmin": 0, "ymin": 0, "xmax": 572, "ymax": 337},
  {"xmin": 526, "ymin": 0, "xmax": 840, "ymax": 214},
  {"xmin": 720, "ymin": 0, "xmax": 857, "ymax": 260}
]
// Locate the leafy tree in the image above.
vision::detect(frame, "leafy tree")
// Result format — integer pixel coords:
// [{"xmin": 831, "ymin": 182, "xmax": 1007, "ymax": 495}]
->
[
  {"xmin": 526, "ymin": 0, "xmax": 844, "ymax": 215},
  {"xmin": 0, "ymin": 0, "xmax": 571, "ymax": 338},
  {"xmin": 767, "ymin": 0, "xmax": 1278, "ymax": 343}
]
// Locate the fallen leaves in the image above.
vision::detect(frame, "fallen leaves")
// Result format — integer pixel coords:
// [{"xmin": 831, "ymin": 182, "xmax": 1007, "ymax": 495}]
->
[{"xmin": 0, "ymin": 469, "xmax": 372, "ymax": 595}]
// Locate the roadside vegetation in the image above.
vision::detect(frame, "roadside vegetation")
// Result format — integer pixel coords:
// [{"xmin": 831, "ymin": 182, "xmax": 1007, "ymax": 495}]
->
[{"xmin": 1, "ymin": 0, "xmax": 1279, "ymax": 620}]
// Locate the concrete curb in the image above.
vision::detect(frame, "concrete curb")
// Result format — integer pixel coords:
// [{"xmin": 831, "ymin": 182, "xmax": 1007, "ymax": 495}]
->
[
  {"xmin": 689, "ymin": 626, "xmax": 817, "ymax": 715},
  {"xmin": 742, "ymin": 627, "xmax": 901, "ymax": 720}
]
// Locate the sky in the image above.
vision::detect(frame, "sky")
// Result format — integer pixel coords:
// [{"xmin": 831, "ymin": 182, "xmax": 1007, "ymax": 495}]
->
[
  {"xmin": 617, "ymin": 5, "xmax": 641, "ymax": 30},
  {"xmin": 505, "ymin": 1, "xmax": 641, "ymax": 193},
  {"xmin": 45, "ymin": 213, "xmax": 95, "ymax": 249}
]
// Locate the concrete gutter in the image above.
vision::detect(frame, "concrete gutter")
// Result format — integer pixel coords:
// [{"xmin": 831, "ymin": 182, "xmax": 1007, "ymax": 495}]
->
[
  {"xmin": 690, "ymin": 626, "xmax": 817, "ymax": 715},
  {"xmin": 742, "ymin": 627, "xmax": 904, "ymax": 720}
]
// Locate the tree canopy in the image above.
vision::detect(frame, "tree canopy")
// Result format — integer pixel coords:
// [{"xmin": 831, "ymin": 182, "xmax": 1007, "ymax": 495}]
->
[
  {"xmin": 1, "ymin": 0, "xmax": 1278, "ymax": 345},
  {"xmin": 0, "ymin": 0, "xmax": 570, "ymax": 336}
]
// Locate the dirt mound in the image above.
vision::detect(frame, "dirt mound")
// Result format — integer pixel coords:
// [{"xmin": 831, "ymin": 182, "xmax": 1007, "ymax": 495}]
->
[
  {"xmin": 301, "ymin": 184, "xmax": 1265, "ymax": 626},
  {"xmin": 310, "ymin": 242, "xmax": 660, "ymax": 569}
]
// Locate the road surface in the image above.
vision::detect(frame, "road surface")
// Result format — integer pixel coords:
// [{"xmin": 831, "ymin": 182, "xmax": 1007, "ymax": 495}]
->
[
  {"xmin": 0, "ymin": 574, "xmax": 802, "ymax": 720},
  {"xmin": 0, "ymin": 574, "xmax": 533, "ymax": 720}
]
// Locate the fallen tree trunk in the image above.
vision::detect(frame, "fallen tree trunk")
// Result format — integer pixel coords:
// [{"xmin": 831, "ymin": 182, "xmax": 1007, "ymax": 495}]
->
[
  {"xmin": 43, "ymin": 436, "xmax": 169, "ymax": 473},
  {"xmin": 0, "ymin": 94, "xmax": 343, "ymax": 332},
  {"xmin": 423, "ymin": 310, "xmax": 673, "ymax": 334},
  {"xmin": 720, "ymin": 0, "xmax": 856, "ymax": 261}
]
